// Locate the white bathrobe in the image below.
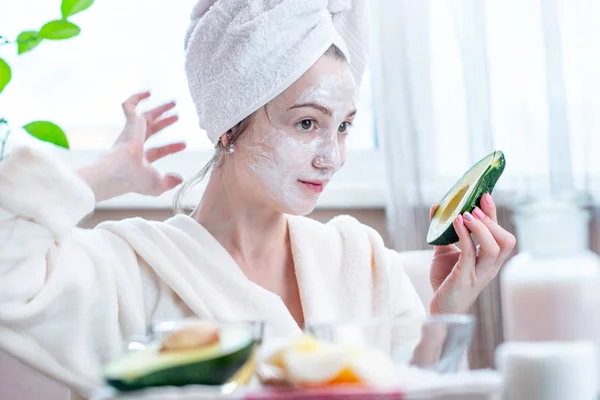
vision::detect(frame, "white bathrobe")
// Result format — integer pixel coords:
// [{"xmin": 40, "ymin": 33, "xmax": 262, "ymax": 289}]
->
[{"xmin": 0, "ymin": 147, "xmax": 425, "ymax": 398}]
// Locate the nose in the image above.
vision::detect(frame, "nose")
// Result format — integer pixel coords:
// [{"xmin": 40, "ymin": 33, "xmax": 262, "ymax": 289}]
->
[
  {"xmin": 312, "ymin": 136, "xmax": 343, "ymax": 170},
  {"xmin": 313, "ymin": 155, "xmax": 335, "ymax": 170}
]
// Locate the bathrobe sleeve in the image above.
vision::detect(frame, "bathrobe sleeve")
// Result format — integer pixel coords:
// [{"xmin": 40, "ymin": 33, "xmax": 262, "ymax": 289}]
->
[
  {"xmin": 0, "ymin": 147, "xmax": 155, "ymax": 398},
  {"xmin": 326, "ymin": 215, "xmax": 426, "ymax": 344}
]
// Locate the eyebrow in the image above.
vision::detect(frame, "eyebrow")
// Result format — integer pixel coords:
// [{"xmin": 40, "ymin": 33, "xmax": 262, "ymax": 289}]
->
[
  {"xmin": 289, "ymin": 102, "xmax": 332, "ymax": 116},
  {"xmin": 289, "ymin": 102, "xmax": 358, "ymax": 118}
]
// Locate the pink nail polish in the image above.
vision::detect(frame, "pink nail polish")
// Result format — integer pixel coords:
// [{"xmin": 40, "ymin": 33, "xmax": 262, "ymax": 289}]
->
[
  {"xmin": 485, "ymin": 193, "xmax": 494, "ymax": 205},
  {"xmin": 456, "ymin": 215, "xmax": 464, "ymax": 225},
  {"xmin": 473, "ymin": 207, "xmax": 486, "ymax": 219},
  {"xmin": 463, "ymin": 212, "xmax": 474, "ymax": 222}
]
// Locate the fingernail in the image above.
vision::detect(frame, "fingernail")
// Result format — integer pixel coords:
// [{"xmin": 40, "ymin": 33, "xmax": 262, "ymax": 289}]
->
[
  {"xmin": 473, "ymin": 207, "xmax": 486, "ymax": 220},
  {"xmin": 456, "ymin": 215, "xmax": 464, "ymax": 225},
  {"xmin": 463, "ymin": 212, "xmax": 474, "ymax": 222},
  {"xmin": 484, "ymin": 193, "xmax": 494, "ymax": 205}
]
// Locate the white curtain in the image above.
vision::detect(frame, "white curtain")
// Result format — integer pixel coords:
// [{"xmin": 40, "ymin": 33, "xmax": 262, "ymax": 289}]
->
[{"xmin": 371, "ymin": 0, "xmax": 600, "ymax": 367}]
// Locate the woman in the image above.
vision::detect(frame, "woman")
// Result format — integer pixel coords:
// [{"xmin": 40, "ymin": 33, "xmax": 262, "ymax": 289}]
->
[{"xmin": 0, "ymin": 0, "xmax": 515, "ymax": 398}]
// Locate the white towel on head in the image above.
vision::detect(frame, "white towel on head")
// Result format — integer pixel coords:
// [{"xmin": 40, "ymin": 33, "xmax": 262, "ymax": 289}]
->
[{"xmin": 184, "ymin": 0, "xmax": 369, "ymax": 145}]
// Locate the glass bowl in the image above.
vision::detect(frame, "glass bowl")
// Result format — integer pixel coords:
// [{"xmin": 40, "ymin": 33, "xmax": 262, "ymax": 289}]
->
[
  {"xmin": 305, "ymin": 314, "xmax": 475, "ymax": 373},
  {"xmin": 107, "ymin": 319, "xmax": 265, "ymax": 395}
]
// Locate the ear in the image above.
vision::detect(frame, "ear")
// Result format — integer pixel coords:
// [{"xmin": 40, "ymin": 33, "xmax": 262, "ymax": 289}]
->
[{"xmin": 220, "ymin": 132, "xmax": 230, "ymax": 148}]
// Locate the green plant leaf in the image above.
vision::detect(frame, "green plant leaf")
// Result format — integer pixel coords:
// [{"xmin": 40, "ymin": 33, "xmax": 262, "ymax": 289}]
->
[
  {"xmin": 22, "ymin": 121, "xmax": 69, "ymax": 149},
  {"xmin": 39, "ymin": 20, "xmax": 81, "ymax": 40},
  {"xmin": 0, "ymin": 58, "xmax": 11, "ymax": 94},
  {"xmin": 17, "ymin": 31, "xmax": 43, "ymax": 55},
  {"xmin": 61, "ymin": 0, "xmax": 94, "ymax": 18}
]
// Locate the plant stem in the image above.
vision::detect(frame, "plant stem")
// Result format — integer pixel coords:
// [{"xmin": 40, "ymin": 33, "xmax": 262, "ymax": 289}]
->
[{"xmin": 0, "ymin": 119, "xmax": 10, "ymax": 162}]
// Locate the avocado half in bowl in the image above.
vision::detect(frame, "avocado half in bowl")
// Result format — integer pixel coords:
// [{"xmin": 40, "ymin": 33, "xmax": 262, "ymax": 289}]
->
[
  {"xmin": 427, "ymin": 150, "xmax": 506, "ymax": 246},
  {"xmin": 104, "ymin": 321, "xmax": 257, "ymax": 392}
]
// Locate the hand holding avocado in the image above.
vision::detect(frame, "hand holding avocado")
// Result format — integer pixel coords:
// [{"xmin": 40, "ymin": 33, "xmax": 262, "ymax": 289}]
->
[{"xmin": 426, "ymin": 151, "xmax": 516, "ymax": 315}]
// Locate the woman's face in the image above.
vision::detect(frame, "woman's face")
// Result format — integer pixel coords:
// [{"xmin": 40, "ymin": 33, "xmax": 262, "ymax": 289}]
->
[{"xmin": 230, "ymin": 55, "xmax": 357, "ymax": 215}]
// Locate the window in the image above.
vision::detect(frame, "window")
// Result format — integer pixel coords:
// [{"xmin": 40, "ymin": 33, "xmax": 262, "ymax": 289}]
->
[
  {"xmin": 428, "ymin": 0, "xmax": 599, "ymax": 197},
  {"xmin": 0, "ymin": 0, "xmax": 382, "ymax": 208}
]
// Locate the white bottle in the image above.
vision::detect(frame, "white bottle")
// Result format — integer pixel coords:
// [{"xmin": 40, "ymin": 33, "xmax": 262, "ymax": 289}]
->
[
  {"xmin": 501, "ymin": 199, "xmax": 600, "ymax": 343},
  {"xmin": 501, "ymin": 199, "xmax": 600, "ymax": 396}
]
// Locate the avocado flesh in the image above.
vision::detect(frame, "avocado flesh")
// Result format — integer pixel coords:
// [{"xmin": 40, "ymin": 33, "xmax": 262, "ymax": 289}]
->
[
  {"xmin": 104, "ymin": 329, "xmax": 256, "ymax": 391},
  {"xmin": 427, "ymin": 150, "xmax": 506, "ymax": 246}
]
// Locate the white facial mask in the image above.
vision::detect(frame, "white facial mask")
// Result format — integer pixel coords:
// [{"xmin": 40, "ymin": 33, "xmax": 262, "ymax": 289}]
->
[{"xmin": 245, "ymin": 73, "xmax": 356, "ymax": 215}]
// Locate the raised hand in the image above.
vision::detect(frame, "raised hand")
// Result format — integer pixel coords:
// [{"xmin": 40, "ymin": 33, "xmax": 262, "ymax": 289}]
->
[
  {"xmin": 78, "ymin": 92, "xmax": 187, "ymax": 201},
  {"xmin": 109, "ymin": 91, "xmax": 186, "ymax": 196}
]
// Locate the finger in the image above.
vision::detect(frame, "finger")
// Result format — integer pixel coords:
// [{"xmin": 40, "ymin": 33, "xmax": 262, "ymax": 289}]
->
[
  {"xmin": 147, "ymin": 115, "xmax": 179, "ymax": 139},
  {"xmin": 429, "ymin": 203, "xmax": 439, "ymax": 221},
  {"xmin": 472, "ymin": 206, "xmax": 516, "ymax": 264},
  {"xmin": 462, "ymin": 211, "xmax": 500, "ymax": 265},
  {"xmin": 143, "ymin": 101, "xmax": 176, "ymax": 124},
  {"xmin": 122, "ymin": 91, "xmax": 151, "ymax": 118},
  {"xmin": 479, "ymin": 193, "xmax": 497, "ymax": 223},
  {"xmin": 145, "ymin": 142, "xmax": 187, "ymax": 163},
  {"xmin": 454, "ymin": 214, "xmax": 477, "ymax": 272},
  {"xmin": 156, "ymin": 173, "xmax": 184, "ymax": 195}
]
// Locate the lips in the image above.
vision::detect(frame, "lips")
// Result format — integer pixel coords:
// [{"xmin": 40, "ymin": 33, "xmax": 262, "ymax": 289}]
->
[{"xmin": 298, "ymin": 179, "xmax": 327, "ymax": 193}]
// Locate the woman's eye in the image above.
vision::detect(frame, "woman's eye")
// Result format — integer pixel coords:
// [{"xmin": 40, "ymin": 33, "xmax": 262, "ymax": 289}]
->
[
  {"xmin": 338, "ymin": 121, "xmax": 352, "ymax": 134},
  {"xmin": 298, "ymin": 119, "xmax": 315, "ymax": 131}
]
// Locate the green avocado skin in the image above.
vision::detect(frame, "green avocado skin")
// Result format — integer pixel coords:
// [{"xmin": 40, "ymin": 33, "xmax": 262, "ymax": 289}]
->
[
  {"xmin": 428, "ymin": 152, "xmax": 506, "ymax": 246},
  {"xmin": 106, "ymin": 341, "xmax": 255, "ymax": 392}
]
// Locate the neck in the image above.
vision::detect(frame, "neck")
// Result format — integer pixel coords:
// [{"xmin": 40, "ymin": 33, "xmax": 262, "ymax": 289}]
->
[{"xmin": 191, "ymin": 169, "xmax": 288, "ymax": 265}]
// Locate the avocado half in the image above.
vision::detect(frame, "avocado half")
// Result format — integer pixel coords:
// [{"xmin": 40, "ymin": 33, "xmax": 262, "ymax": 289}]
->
[
  {"xmin": 104, "ymin": 327, "xmax": 256, "ymax": 392},
  {"xmin": 427, "ymin": 150, "xmax": 506, "ymax": 246}
]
